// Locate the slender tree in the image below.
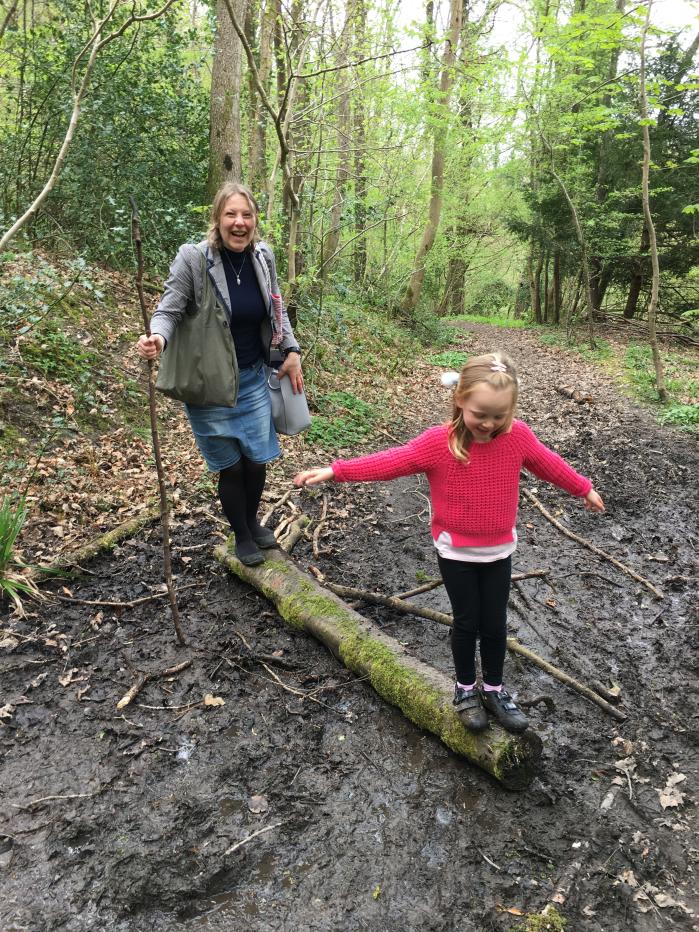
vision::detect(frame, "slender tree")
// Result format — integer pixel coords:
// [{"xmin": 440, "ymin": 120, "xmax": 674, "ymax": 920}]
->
[
  {"xmin": 638, "ymin": 0, "xmax": 667, "ymax": 400},
  {"xmin": 401, "ymin": 0, "xmax": 463, "ymax": 316}
]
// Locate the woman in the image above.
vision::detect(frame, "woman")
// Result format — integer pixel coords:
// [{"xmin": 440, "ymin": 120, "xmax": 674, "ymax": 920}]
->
[{"xmin": 137, "ymin": 182, "xmax": 303, "ymax": 566}]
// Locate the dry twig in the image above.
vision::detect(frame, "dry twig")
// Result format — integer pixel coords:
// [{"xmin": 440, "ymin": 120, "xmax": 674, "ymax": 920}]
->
[
  {"xmin": 116, "ymin": 658, "xmax": 192, "ymax": 709},
  {"xmin": 312, "ymin": 493, "xmax": 329, "ymax": 557},
  {"xmin": 54, "ymin": 582, "xmax": 202, "ymax": 609},
  {"xmin": 522, "ymin": 491, "xmax": 663, "ymax": 599}
]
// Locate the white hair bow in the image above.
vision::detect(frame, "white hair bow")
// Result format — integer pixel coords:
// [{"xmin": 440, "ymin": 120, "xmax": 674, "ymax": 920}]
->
[
  {"xmin": 441, "ymin": 371, "xmax": 460, "ymax": 388},
  {"xmin": 490, "ymin": 362, "xmax": 507, "ymax": 372}
]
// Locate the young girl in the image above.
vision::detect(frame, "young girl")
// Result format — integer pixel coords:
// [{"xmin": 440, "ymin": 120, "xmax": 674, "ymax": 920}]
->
[{"xmin": 294, "ymin": 352, "xmax": 605, "ymax": 734}]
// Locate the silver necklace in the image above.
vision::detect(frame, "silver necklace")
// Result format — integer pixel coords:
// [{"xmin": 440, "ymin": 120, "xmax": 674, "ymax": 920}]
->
[{"xmin": 225, "ymin": 249, "xmax": 247, "ymax": 285}]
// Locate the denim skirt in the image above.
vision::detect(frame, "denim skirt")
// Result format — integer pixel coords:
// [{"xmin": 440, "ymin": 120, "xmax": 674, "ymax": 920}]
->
[{"xmin": 184, "ymin": 361, "xmax": 281, "ymax": 471}]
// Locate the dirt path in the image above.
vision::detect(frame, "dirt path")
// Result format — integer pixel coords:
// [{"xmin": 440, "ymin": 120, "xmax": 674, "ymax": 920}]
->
[{"xmin": 1, "ymin": 325, "xmax": 697, "ymax": 931}]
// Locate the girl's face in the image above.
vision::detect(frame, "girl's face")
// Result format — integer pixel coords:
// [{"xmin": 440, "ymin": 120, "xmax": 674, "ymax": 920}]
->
[
  {"xmin": 457, "ymin": 382, "xmax": 515, "ymax": 443},
  {"xmin": 218, "ymin": 193, "xmax": 256, "ymax": 252}
]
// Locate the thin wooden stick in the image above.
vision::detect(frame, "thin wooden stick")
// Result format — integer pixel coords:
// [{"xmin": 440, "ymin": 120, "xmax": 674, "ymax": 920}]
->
[
  {"xmin": 54, "ymin": 582, "xmax": 202, "ymax": 608},
  {"xmin": 395, "ymin": 568, "xmax": 550, "ymax": 600},
  {"xmin": 280, "ymin": 515, "xmax": 311, "ymax": 553},
  {"xmin": 522, "ymin": 491, "xmax": 663, "ymax": 599},
  {"xmin": 130, "ymin": 199, "xmax": 186, "ymax": 645},
  {"xmin": 224, "ymin": 821, "xmax": 283, "ymax": 856},
  {"xmin": 505, "ymin": 639, "xmax": 626, "ymax": 721},
  {"xmin": 116, "ymin": 658, "xmax": 192, "ymax": 709},
  {"xmin": 261, "ymin": 489, "xmax": 295, "ymax": 526},
  {"xmin": 323, "ymin": 582, "xmax": 627, "ymax": 721},
  {"xmin": 312, "ymin": 493, "xmax": 329, "ymax": 557}
]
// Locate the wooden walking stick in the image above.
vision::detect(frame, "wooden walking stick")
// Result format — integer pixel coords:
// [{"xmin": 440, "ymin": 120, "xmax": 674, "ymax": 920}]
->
[{"xmin": 130, "ymin": 198, "xmax": 186, "ymax": 646}]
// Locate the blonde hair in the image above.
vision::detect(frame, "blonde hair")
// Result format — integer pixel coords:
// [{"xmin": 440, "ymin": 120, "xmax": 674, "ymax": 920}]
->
[
  {"xmin": 447, "ymin": 352, "xmax": 519, "ymax": 462},
  {"xmin": 207, "ymin": 182, "xmax": 260, "ymax": 250}
]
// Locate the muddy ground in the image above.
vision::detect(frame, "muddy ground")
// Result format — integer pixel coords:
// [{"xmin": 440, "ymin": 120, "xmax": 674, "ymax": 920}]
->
[{"xmin": 1, "ymin": 325, "xmax": 697, "ymax": 931}]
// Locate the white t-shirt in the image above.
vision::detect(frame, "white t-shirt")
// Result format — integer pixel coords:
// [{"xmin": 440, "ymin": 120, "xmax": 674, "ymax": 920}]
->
[{"xmin": 434, "ymin": 527, "xmax": 517, "ymax": 563}]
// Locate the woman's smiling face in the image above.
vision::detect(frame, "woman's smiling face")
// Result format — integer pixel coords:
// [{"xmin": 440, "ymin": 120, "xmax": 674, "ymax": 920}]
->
[
  {"xmin": 457, "ymin": 382, "xmax": 515, "ymax": 442},
  {"xmin": 218, "ymin": 193, "xmax": 256, "ymax": 252}
]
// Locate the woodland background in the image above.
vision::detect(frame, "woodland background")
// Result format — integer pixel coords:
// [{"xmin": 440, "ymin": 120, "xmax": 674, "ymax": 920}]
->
[{"xmin": 1, "ymin": 0, "xmax": 697, "ymax": 326}]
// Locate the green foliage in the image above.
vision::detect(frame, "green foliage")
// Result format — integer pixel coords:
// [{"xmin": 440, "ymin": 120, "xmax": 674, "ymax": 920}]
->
[
  {"xmin": 658, "ymin": 403, "xmax": 699, "ymax": 429},
  {"xmin": 445, "ymin": 313, "xmax": 527, "ymax": 329},
  {"xmin": 428, "ymin": 351, "xmax": 470, "ymax": 368},
  {"xmin": 521, "ymin": 907, "xmax": 567, "ymax": 932},
  {"xmin": 0, "ymin": 495, "xmax": 40, "ymax": 613},
  {"xmin": 0, "ymin": 7, "xmax": 209, "ymax": 272},
  {"xmin": 306, "ymin": 391, "xmax": 378, "ymax": 449},
  {"xmin": 538, "ymin": 331, "xmax": 613, "ymax": 363},
  {"xmin": 624, "ymin": 342, "xmax": 699, "ymax": 406}
]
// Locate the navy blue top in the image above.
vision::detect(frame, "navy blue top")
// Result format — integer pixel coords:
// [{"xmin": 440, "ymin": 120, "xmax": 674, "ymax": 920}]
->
[{"xmin": 221, "ymin": 247, "xmax": 266, "ymax": 367}]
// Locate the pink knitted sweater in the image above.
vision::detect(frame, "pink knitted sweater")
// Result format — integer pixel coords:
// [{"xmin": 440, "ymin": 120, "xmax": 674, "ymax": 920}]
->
[{"xmin": 332, "ymin": 420, "xmax": 592, "ymax": 547}]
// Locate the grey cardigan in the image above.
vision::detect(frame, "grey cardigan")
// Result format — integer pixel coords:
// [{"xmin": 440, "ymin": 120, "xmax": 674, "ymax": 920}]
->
[{"xmin": 150, "ymin": 239, "xmax": 298, "ymax": 359}]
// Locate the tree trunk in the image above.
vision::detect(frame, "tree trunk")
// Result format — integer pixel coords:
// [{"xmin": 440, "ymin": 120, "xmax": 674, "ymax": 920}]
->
[
  {"xmin": 529, "ymin": 247, "xmax": 543, "ymax": 324},
  {"xmin": 639, "ymin": 1, "xmax": 667, "ymax": 401},
  {"xmin": 209, "ymin": 0, "xmax": 247, "ymax": 195},
  {"xmin": 321, "ymin": 10, "xmax": 352, "ymax": 284},
  {"xmin": 552, "ymin": 249, "xmax": 561, "ymax": 324},
  {"xmin": 352, "ymin": 0, "xmax": 368, "ymax": 284},
  {"xmin": 247, "ymin": 0, "xmax": 274, "ymax": 197},
  {"xmin": 624, "ymin": 224, "xmax": 649, "ymax": 319},
  {"xmin": 440, "ymin": 247, "xmax": 467, "ymax": 315},
  {"xmin": 400, "ymin": 0, "xmax": 463, "ymax": 317},
  {"xmin": 215, "ymin": 544, "xmax": 543, "ymax": 789}
]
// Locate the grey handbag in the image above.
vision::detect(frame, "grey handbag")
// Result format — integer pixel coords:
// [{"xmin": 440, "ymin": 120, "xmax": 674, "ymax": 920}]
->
[{"xmin": 267, "ymin": 368, "xmax": 312, "ymax": 435}]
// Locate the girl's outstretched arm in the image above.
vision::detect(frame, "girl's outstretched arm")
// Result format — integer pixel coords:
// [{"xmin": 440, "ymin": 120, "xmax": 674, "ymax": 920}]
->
[
  {"xmin": 294, "ymin": 466, "xmax": 335, "ymax": 487},
  {"xmin": 584, "ymin": 488, "xmax": 605, "ymax": 512}
]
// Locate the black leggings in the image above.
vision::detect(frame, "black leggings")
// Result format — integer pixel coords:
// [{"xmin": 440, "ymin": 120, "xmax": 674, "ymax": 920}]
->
[
  {"xmin": 218, "ymin": 457, "xmax": 266, "ymax": 541},
  {"xmin": 437, "ymin": 554, "xmax": 511, "ymax": 687}
]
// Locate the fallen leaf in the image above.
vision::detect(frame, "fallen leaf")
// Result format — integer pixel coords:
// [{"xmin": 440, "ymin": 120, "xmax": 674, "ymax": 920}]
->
[
  {"xmin": 654, "ymin": 892, "xmax": 692, "ymax": 913},
  {"xmin": 58, "ymin": 668, "xmax": 79, "ymax": 687},
  {"xmin": 203, "ymin": 694, "xmax": 225, "ymax": 707},
  {"xmin": 615, "ymin": 869, "xmax": 638, "ymax": 887},
  {"xmin": 0, "ymin": 636, "xmax": 19, "ymax": 651},
  {"xmin": 247, "ymin": 794, "xmax": 268, "ymax": 814},
  {"xmin": 666, "ymin": 772, "xmax": 686, "ymax": 787},
  {"xmin": 495, "ymin": 905, "xmax": 524, "ymax": 916},
  {"xmin": 659, "ymin": 788, "xmax": 685, "ymax": 809},
  {"xmin": 0, "ymin": 703, "xmax": 15, "ymax": 721}
]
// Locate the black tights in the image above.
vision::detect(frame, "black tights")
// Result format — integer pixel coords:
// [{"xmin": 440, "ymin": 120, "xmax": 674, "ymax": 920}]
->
[
  {"xmin": 437, "ymin": 555, "xmax": 511, "ymax": 687},
  {"xmin": 218, "ymin": 457, "xmax": 266, "ymax": 542}
]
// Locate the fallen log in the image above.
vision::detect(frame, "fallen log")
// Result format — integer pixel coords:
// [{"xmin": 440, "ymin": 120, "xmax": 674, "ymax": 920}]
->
[{"xmin": 214, "ymin": 542, "xmax": 542, "ymax": 790}]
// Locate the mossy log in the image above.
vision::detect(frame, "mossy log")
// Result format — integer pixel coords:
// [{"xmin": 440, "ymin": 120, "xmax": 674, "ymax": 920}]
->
[
  {"xmin": 45, "ymin": 504, "xmax": 161, "ymax": 573},
  {"xmin": 214, "ymin": 542, "xmax": 542, "ymax": 790}
]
